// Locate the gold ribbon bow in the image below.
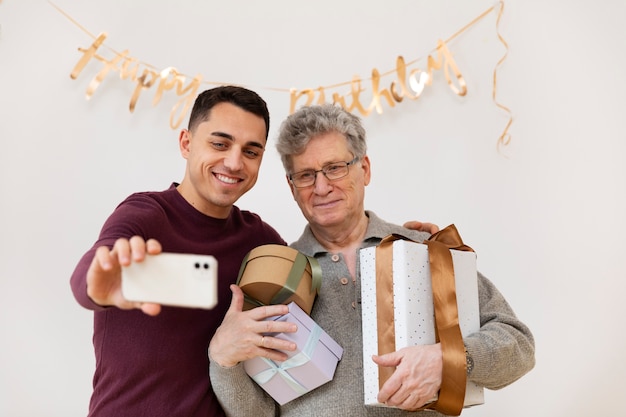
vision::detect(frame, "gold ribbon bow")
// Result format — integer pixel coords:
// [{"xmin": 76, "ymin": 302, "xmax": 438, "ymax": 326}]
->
[{"xmin": 374, "ymin": 224, "xmax": 473, "ymax": 416}]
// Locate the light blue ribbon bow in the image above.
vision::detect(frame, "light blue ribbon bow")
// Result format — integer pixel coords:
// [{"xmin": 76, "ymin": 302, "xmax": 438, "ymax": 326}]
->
[{"xmin": 251, "ymin": 324, "xmax": 323, "ymax": 395}]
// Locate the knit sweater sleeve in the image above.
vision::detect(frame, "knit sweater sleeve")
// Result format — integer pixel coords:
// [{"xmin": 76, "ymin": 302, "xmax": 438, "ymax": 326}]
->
[
  {"xmin": 464, "ymin": 272, "xmax": 536, "ymax": 389},
  {"xmin": 209, "ymin": 360, "xmax": 277, "ymax": 417}
]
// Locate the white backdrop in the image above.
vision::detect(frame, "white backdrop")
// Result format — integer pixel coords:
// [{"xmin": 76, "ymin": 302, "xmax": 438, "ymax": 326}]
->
[{"xmin": 1, "ymin": 0, "xmax": 625, "ymax": 416}]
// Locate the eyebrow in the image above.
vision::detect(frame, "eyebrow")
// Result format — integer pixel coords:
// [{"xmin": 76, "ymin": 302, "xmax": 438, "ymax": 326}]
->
[
  {"xmin": 296, "ymin": 156, "xmax": 353, "ymax": 171},
  {"xmin": 211, "ymin": 131, "xmax": 265, "ymax": 150}
]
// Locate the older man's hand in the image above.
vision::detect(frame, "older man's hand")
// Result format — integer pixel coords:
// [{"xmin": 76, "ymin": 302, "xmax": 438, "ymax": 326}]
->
[
  {"xmin": 373, "ymin": 343, "xmax": 443, "ymax": 411},
  {"xmin": 403, "ymin": 221, "xmax": 439, "ymax": 235}
]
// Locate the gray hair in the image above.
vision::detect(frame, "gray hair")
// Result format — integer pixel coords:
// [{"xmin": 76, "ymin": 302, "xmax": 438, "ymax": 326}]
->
[{"xmin": 276, "ymin": 104, "xmax": 367, "ymax": 174}]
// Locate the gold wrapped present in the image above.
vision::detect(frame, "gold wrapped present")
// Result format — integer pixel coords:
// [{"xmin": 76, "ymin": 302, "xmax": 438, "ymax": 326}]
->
[{"xmin": 236, "ymin": 244, "xmax": 321, "ymax": 315}]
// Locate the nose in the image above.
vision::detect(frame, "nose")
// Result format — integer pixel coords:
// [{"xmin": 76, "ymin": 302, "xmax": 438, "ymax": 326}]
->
[
  {"xmin": 313, "ymin": 171, "xmax": 332, "ymax": 194},
  {"xmin": 224, "ymin": 148, "xmax": 244, "ymax": 171}
]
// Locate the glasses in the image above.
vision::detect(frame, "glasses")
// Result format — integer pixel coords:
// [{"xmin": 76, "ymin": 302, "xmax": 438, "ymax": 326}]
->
[{"xmin": 288, "ymin": 156, "xmax": 360, "ymax": 188}]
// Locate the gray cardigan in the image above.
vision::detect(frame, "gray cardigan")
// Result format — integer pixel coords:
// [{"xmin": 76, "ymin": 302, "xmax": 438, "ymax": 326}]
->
[{"xmin": 210, "ymin": 211, "xmax": 535, "ymax": 416}]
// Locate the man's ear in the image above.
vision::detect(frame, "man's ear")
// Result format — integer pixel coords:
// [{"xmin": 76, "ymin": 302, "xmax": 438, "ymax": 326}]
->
[
  {"xmin": 361, "ymin": 155, "xmax": 372, "ymax": 186},
  {"xmin": 286, "ymin": 175, "xmax": 297, "ymax": 200},
  {"xmin": 179, "ymin": 129, "xmax": 191, "ymax": 158}
]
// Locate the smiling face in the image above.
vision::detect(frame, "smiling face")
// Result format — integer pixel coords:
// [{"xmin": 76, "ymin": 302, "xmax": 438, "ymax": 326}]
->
[
  {"xmin": 288, "ymin": 131, "xmax": 371, "ymax": 232},
  {"xmin": 177, "ymin": 102, "xmax": 267, "ymax": 218}
]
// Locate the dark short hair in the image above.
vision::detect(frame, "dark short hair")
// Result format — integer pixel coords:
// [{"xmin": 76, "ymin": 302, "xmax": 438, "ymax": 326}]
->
[{"xmin": 187, "ymin": 85, "xmax": 270, "ymax": 138}]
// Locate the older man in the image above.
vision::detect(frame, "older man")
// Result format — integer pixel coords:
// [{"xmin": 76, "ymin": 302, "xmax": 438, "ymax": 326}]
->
[{"xmin": 209, "ymin": 104, "xmax": 535, "ymax": 416}]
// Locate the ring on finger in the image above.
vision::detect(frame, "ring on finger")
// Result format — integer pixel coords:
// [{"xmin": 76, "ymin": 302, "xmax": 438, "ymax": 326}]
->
[{"xmin": 260, "ymin": 336, "xmax": 266, "ymax": 347}]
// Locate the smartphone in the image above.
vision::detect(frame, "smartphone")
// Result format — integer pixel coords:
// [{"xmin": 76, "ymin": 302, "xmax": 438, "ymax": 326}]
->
[{"xmin": 121, "ymin": 252, "xmax": 218, "ymax": 309}]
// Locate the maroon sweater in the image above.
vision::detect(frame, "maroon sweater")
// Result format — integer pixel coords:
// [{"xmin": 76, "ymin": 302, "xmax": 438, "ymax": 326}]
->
[{"xmin": 70, "ymin": 184, "xmax": 286, "ymax": 417}]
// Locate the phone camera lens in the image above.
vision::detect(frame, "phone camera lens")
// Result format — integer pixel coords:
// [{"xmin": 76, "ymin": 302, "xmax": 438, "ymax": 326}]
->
[{"xmin": 194, "ymin": 262, "xmax": 200, "ymax": 269}]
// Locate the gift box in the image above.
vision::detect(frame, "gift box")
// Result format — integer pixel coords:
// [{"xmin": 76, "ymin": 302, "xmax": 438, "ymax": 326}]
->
[
  {"xmin": 236, "ymin": 244, "xmax": 321, "ymax": 314},
  {"xmin": 243, "ymin": 301, "xmax": 344, "ymax": 405},
  {"xmin": 359, "ymin": 228, "xmax": 484, "ymax": 413}
]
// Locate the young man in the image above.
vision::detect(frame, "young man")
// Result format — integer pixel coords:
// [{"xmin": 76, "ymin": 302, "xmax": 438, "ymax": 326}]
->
[
  {"xmin": 70, "ymin": 86, "xmax": 286, "ymax": 417},
  {"xmin": 209, "ymin": 104, "xmax": 536, "ymax": 416}
]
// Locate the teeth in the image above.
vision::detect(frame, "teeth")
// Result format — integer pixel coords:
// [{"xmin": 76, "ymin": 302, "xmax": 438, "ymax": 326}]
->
[{"xmin": 216, "ymin": 173, "xmax": 239, "ymax": 184}]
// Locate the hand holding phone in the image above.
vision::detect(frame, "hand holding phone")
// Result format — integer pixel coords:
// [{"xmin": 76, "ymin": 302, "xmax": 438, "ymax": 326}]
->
[{"xmin": 121, "ymin": 253, "xmax": 218, "ymax": 309}]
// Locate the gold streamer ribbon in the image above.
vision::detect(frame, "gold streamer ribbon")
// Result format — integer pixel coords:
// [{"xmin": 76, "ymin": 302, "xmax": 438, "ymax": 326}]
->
[
  {"xmin": 492, "ymin": 0, "xmax": 513, "ymax": 150},
  {"xmin": 374, "ymin": 224, "xmax": 474, "ymax": 416}
]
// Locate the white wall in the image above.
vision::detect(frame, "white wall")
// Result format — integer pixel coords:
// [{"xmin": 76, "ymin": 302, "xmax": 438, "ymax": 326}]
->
[{"xmin": 1, "ymin": 0, "xmax": 624, "ymax": 415}]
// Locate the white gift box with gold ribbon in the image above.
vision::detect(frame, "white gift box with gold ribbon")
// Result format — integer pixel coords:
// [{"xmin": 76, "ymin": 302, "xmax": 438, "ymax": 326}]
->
[{"xmin": 359, "ymin": 233, "xmax": 484, "ymax": 412}]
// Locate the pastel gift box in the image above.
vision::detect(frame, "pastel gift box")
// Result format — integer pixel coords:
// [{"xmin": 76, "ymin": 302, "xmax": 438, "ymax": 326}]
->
[
  {"xmin": 236, "ymin": 244, "xmax": 321, "ymax": 314},
  {"xmin": 243, "ymin": 302, "xmax": 344, "ymax": 405},
  {"xmin": 359, "ymin": 239, "xmax": 484, "ymax": 408}
]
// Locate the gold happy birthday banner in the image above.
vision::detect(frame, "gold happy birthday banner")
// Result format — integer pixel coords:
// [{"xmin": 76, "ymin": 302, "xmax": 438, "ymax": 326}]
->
[{"xmin": 50, "ymin": 1, "xmax": 512, "ymax": 147}]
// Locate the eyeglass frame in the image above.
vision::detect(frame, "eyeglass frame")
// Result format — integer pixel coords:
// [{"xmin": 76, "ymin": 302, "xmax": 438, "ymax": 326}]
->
[{"xmin": 288, "ymin": 156, "xmax": 361, "ymax": 188}]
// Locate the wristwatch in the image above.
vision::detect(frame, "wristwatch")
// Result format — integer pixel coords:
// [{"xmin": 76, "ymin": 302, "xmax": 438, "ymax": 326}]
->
[{"xmin": 464, "ymin": 345, "xmax": 474, "ymax": 375}]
